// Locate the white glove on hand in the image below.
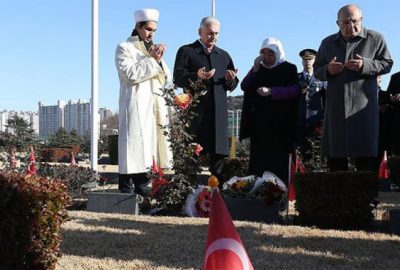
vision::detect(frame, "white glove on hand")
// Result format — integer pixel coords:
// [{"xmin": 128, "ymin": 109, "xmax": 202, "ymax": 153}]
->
[{"xmin": 256, "ymin": 87, "xmax": 271, "ymax": 97}]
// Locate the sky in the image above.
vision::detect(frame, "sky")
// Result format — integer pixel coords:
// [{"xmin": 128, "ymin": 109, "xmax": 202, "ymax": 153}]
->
[{"xmin": 0, "ymin": 0, "xmax": 399, "ymax": 113}]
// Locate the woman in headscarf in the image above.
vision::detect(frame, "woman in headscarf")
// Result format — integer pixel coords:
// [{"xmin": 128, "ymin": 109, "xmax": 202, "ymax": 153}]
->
[{"xmin": 240, "ymin": 37, "xmax": 299, "ymax": 185}]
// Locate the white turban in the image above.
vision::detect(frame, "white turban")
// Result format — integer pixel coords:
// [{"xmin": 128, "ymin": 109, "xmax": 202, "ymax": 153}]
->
[
  {"xmin": 134, "ymin": 8, "xmax": 159, "ymax": 23},
  {"xmin": 259, "ymin": 37, "xmax": 286, "ymax": 68}
]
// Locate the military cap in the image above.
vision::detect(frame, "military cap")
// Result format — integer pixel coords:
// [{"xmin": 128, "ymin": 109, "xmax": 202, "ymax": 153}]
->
[{"xmin": 299, "ymin": 48, "xmax": 317, "ymax": 60}]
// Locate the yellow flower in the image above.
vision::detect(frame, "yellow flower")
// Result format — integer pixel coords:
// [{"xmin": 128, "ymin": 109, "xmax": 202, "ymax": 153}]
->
[
  {"xmin": 174, "ymin": 93, "xmax": 192, "ymax": 110},
  {"xmin": 208, "ymin": 175, "xmax": 219, "ymax": 188}
]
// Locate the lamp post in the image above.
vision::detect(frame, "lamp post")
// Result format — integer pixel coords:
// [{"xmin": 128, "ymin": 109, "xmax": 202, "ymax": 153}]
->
[{"xmin": 212, "ymin": 0, "xmax": 215, "ymax": 17}]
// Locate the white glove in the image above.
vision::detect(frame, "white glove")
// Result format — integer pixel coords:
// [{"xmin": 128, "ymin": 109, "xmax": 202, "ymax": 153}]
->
[{"xmin": 256, "ymin": 87, "xmax": 271, "ymax": 97}]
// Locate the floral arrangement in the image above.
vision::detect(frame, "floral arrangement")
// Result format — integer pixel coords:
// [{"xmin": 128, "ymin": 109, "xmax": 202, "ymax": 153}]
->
[
  {"xmin": 144, "ymin": 81, "xmax": 208, "ymax": 215},
  {"xmin": 183, "ymin": 175, "xmax": 218, "ymax": 217},
  {"xmin": 222, "ymin": 171, "xmax": 288, "ymax": 206},
  {"xmin": 195, "ymin": 187, "xmax": 212, "ymax": 216}
]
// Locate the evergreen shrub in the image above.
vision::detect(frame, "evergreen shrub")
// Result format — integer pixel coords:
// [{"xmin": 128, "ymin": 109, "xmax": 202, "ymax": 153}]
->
[
  {"xmin": 294, "ymin": 171, "xmax": 378, "ymax": 230},
  {"xmin": 0, "ymin": 173, "xmax": 71, "ymax": 270},
  {"xmin": 36, "ymin": 163, "xmax": 98, "ymax": 199}
]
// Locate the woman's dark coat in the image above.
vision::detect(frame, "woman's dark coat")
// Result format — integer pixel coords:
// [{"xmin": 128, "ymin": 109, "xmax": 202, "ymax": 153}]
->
[{"xmin": 240, "ymin": 62, "xmax": 299, "ymax": 183}]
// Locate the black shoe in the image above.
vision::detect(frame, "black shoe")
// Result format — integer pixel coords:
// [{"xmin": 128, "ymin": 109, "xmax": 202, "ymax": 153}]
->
[{"xmin": 119, "ymin": 174, "xmax": 133, "ymax": 193}]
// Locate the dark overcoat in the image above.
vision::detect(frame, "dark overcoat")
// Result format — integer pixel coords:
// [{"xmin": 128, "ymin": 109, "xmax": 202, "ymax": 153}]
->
[
  {"xmin": 173, "ymin": 40, "xmax": 238, "ymax": 156},
  {"xmin": 386, "ymin": 72, "xmax": 400, "ymax": 154},
  {"xmin": 314, "ymin": 27, "xmax": 393, "ymax": 158},
  {"xmin": 240, "ymin": 62, "xmax": 299, "ymax": 182}
]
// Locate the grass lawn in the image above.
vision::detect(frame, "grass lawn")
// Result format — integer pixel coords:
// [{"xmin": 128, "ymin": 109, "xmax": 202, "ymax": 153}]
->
[{"xmin": 57, "ymin": 192, "xmax": 400, "ymax": 270}]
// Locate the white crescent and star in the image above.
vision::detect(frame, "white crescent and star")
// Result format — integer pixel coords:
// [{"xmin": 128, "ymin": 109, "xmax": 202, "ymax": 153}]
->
[{"xmin": 204, "ymin": 238, "xmax": 251, "ymax": 270}]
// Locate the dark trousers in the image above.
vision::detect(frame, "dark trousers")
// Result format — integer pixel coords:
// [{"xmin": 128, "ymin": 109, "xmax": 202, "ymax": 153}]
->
[
  {"xmin": 208, "ymin": 153, "xmax": 227, "ymax": 187},
  {"xmin": 327, "ymin": 157, "xmax": 377, "ymax": 171},
  {"xmin": 118, "ymin": 173, "xmax": 148, "ymax": 194}
]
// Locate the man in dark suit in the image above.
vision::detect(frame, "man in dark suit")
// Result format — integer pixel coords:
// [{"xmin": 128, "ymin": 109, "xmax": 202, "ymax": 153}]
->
[
  {"xmin": 173, "ymin": 16, "xmax": 239, "ymax": 180},
  {"xmin": 386, "ymin": 72, "xmax": 400, "ymax": 154},
  {"xmin": 296, "ymin": 49, "xmax": 327, "ymax": 164}
]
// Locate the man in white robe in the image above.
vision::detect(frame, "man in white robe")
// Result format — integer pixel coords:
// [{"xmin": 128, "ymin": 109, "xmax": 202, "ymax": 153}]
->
[{"xmin": 115, "ymin": 8, "xmax": 172, "ymax": 193}]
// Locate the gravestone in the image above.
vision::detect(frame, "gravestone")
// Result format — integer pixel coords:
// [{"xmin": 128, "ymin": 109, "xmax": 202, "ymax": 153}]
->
[
  {"xmin": 87, "ymin": 190, "xmax": 139, "ymax": 215},
  {"xmin": 224, "ymin": 198, "xmax": 280, "ymax": 223}
]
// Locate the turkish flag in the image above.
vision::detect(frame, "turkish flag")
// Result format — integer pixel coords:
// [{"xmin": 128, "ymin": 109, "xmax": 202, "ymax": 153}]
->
[
  {"xmin": 152, "ymin": 158, "xmax": 164, "ymax": 177},
  {"xmin": 203, "ymin": 188, "xmax": 254, "ymax": 270},
  {"xmin": 288, "ymin": 159, "xmax": 296, "ymax": 202},
  {"xmin": 378, "ymin": 150, "xmax": 389, "ymax": 179},
  {"xmin": 71, "ymin": 152, "xmax": 77, "ymax": 166},
  {"xmin": 26, "ymin": 146, "xmax": 36, "ymax": 175},
  {"xmin": 288, "ymin": 154, "xmax": 305, "ymax": 202}
]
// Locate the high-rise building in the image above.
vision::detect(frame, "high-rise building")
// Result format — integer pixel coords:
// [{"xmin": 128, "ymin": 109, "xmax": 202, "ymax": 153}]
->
[
  {"xmin": 0, "ymin": 110, "xmax": 39, "ymax": 134},
  {"xmin": 227, "ymin": 109, "xmax": 241, "ymax": 138},
  {"xmin": 99, "ymin": 107, "xmax": 113, "ymax": 122},
  {"xmin": 38, "ymin": 101, "xmax": 65, "ymax": 140},
  {"xmin": 64, "ymin": 99, "xmax": 91, "ymax": 136},
  {"xmin": 0, "ymin": 110, "xmax": 8, "ymax": 132}
]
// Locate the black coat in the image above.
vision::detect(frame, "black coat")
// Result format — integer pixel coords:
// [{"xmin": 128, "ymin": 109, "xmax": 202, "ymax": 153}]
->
[
  {"xmin": 173, "ymin": 40, "xmax": 238, "ymax": 156},
  {"xmin": 240, "ymin": 61, "xmax": 299, "ymax": 182}
]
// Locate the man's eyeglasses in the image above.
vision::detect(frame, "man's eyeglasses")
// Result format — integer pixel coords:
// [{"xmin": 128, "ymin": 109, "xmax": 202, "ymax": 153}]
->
[{"xmin": 337, "ymin": 18, "xmax": 362, "ymax": 26}]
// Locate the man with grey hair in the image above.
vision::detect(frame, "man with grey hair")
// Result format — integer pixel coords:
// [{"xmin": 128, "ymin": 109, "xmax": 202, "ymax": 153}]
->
[
  {"xmin": 173, "ymin": 16, "xmax": 238, "ymax": 183},
  {"xmin": 314, "ymin": 4, "xmax": 393, "ymax": 171}
]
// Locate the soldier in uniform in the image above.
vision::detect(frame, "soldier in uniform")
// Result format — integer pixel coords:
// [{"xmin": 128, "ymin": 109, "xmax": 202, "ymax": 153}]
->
[{"xmin": 296, "ymin": 49, "xmax": 327, "ymax": 164}]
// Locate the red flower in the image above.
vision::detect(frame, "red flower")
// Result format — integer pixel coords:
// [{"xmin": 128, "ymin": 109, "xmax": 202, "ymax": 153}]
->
[
  {"xmin": 314, "ymin": 126, "xmax": 323, "ymax": 136},
  {"xmin": 195, "ymin": 188, "xmax": 212, "ymax": 217},
  {"xmin": 152, "ymin": 177, "xmax": 169, "ymax": 196},
  {"xmin": 194, "ymin": 144, "xmax": 203, "ymax": 156}
]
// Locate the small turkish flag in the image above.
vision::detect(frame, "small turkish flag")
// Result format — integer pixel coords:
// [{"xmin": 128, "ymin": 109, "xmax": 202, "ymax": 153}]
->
[
  {"xmin": 152, "ymin": 158, "xmax": 164, "ymax": 177},
  {"xmin": 71, "ymin": 152, "xmax": 77, "ymax": 166},
  {"xmin": 26, "ymin": 146, "xmax": 36, "ymax": 175},
  {"xmin": 203, "ymin": 188, "xmax": 254, "ymax": 270},
  {"xmin": 378, "ymin": 150, "xmax": 389, "ymax": 179},
  {"xmin": 288, "ymin": 158, "xmax": 296, "ymax": 202}
]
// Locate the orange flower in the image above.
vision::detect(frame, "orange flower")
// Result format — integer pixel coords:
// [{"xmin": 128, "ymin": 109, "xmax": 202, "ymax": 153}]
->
[{"xmin": 174, "ymin": 93, "xmax": 192, "ymax": 110}]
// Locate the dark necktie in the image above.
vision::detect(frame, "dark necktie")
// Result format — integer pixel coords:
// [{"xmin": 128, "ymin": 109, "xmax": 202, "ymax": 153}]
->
[{"xmin": 306, "ymin": 74, "xmax": 311, "ymax": 85}]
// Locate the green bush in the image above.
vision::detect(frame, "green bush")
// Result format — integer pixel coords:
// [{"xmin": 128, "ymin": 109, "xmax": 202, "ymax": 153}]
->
[
  {"xmin": 0, "ymin": 173, "xmax": 71, "ymax": 270},
  {"xmin": 36, "ymin": 163, "xmax": 98, "ymax": 199},
  {"xmin": 294, "ymin": 171, "xmax": 378, "ymax": 230}
]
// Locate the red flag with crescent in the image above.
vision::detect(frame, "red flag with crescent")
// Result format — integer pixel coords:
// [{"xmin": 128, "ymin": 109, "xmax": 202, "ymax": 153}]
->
[
  {"xmin": 152, "ymin": 158, "xmax": 164, "ymax": 177},
  {"xmin": 288, "ymin": 159, "xmax": 296, "ymax": 202},
  {"xmin": 203, "ymin": 188, "xmax": 254, "ymax": 270},
  {"xmin": 378, "ymin": 150, "xmax": 389, "ymax": 179},
  {"xmin": 71, "ymin": 152, "xmax": 77, "ymax": 166},
  {"xmin": 26, "ymin": 146, "xmax": 36, "ymax": 175}
]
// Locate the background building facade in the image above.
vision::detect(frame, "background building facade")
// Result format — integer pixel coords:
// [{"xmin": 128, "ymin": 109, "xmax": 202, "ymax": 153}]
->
[
  {"xmin": 227, "ymin": 109, "xmax": 241, "ymax": 138},
  {"xmin": 64, "ymin": 99, "xmax": 91, "ymax": 136},
  {"xmin": 38, "ymin": 101, "xmax": 65, "ymax": 140}
]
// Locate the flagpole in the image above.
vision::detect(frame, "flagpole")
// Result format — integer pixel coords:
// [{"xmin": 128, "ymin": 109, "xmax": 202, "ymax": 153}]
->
[
  {"xmin": 211, "ymin": 0, "xmax": 215, "ymax": 17},
  {"xmin": 90, "ymin": 0, "xmax": 99, "ymax": 172}
]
